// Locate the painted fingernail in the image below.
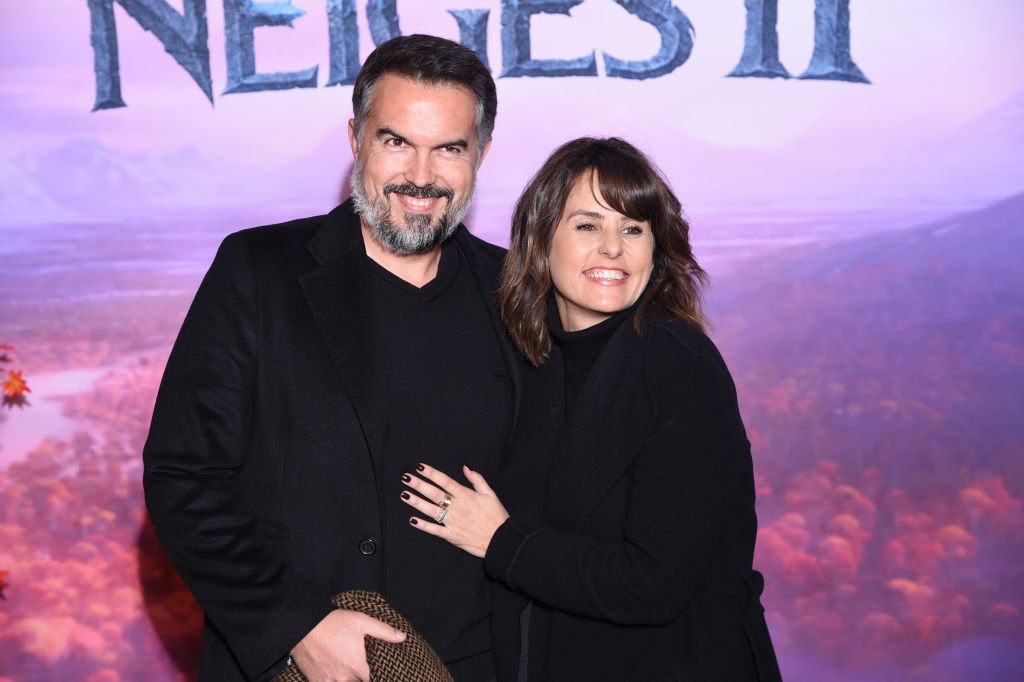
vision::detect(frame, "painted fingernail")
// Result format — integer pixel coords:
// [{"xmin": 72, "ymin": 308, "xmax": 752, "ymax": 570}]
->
[
  {"xmin": 401, "ymin": 491, "xmax": 410, "ymax": 500},
  {"xmin": 410, "ymin": 518, "xmax": 419, "ymax": 526},
  {"xmin": 401, "ymin": 474, "xmax": 411, "ymax": 483},
  {"xmin": 416, "ymin": 464, "xmax": 425, "ymax": 472}
]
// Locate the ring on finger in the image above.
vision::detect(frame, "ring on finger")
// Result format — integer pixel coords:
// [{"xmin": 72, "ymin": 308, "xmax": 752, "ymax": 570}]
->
[
  {"xmin": 438, "ymin": 493, "xmax": 453, "ymax": 509},
  {"xmin": 436, "ymin": 507, "xmax": 450, "ymax": 524}
]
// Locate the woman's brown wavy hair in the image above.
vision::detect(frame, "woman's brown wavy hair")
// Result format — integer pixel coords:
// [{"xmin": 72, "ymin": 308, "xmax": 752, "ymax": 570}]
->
[{"xmin": 500, "ymin": 137, "xmax": 708, "ymax": 366}]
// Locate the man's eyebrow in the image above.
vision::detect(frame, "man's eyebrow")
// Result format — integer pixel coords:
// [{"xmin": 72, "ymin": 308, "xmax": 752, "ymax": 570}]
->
[
  {"xmin": 375, "ymin": 127, "xmax": 407, "ymax": 142},
  {"xmin": 435, "ymin": 139, "xmax": 469, "ymax": 150},
  {"xmin": 374, "ymin": 129, "xmax": 468, "ymax": 151}
]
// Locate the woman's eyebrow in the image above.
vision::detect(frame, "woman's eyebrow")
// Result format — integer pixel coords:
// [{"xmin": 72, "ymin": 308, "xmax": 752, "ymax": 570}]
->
[{"xmin": 565, "ymin": 209, "xmax": 604, "ymax": 220}]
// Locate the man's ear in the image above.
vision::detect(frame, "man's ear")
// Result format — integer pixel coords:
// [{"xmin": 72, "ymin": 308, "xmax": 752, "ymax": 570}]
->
[
  {"xmin": 348, "ymin": 119, "xmax": 359, "ymax": 158},
  {"xmin": 477, "ymin": 137, "xmax": 492, "ymax": 168}
]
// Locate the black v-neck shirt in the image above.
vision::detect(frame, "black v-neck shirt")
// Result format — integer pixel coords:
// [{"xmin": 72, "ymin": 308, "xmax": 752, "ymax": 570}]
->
[{"xmin": 365, "ymin": 240, "xmax": 512, "ymax": 679}]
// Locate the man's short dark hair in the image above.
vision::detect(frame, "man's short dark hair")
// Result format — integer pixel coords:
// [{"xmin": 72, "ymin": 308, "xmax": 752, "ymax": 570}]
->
[{"xmin": 352, "ymin": 34, "xmax": 497, "ymax": 147}]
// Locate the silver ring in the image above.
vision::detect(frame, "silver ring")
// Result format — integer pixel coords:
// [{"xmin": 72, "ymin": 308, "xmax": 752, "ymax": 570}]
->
[
  {"xmin": 435, "ymin": 507, "xmax": 450, "ymax": 524},
  {"xmin": 438, "ymin": 494, "xmax": 453, "ymax": 509}
]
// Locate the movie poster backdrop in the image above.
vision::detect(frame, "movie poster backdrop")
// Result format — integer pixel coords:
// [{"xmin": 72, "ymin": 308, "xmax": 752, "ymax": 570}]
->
[{"xmin": 1, "ymin": 1, "xmax": 1023, "ymax": 680}]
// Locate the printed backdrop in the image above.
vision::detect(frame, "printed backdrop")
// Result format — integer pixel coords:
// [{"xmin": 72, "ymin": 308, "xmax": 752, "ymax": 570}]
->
[{"xmin": 2, "ymin": 1, "xmax": 1023, "ymax": 680}]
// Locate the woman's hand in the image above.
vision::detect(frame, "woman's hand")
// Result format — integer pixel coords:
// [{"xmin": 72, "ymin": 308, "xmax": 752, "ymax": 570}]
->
[{"xmin": 401, "ymin": 463, "xmax": 509, "ymax": 559}]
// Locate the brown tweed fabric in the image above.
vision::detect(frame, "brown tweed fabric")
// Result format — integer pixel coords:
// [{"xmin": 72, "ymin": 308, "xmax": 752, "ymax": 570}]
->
[{"xmin": 270, "ymin": 590, "xmax": 454, "ymax": 682}]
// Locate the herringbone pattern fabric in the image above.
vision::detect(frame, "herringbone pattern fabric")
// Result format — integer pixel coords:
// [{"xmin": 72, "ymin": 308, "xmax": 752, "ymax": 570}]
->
[{"xmin": 271, "ymin": 590, "xmax": 453, "ymax": 682}]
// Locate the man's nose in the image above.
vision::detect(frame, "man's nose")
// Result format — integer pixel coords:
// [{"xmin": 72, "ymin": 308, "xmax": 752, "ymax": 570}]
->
[{"xmin": 404, "ymin": 150, "xmax": 435, "ymax": 187}]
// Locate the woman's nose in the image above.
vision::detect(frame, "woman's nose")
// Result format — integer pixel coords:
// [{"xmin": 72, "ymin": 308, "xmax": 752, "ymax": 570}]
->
[{"xmin": 599, "ymin": 233, "xmax": 623, "ymax": 258}]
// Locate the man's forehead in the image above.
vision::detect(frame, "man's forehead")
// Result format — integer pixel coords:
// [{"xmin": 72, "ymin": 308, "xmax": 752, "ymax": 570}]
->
[
  {"xmin": 362, "ymin": 75, "xmax": 479, "ymax": 144},
  {"xmin": 368, "ymin": 74, "xmax": 476, "ymax": 113}
]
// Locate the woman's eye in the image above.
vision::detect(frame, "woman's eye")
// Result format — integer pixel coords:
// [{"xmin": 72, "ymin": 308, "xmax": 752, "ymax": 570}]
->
[
  {"xmin": 575, "ymin": 222, "xmax": 598, "ymax": 232},
  {"xmin": 622, "ymin": 225, "xmax": 644, "ymax": 235}
]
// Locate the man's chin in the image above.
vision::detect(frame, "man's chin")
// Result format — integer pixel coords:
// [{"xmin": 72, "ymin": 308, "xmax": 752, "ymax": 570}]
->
[
  {"xmin": 372, "ymin": 216, "xmax": 455, "ymax": 255},
  {"xmin": 396, "ymin": 212, "xmax": 443, "ymax": 231}
]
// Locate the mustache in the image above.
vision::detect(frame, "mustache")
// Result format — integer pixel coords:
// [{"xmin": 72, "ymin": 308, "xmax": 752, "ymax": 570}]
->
[{"xmin": 383, "ymin": 183, "xmax": 454, "ymax": 202}]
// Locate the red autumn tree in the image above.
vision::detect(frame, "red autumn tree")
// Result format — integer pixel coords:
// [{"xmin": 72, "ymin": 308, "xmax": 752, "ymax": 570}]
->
[
  {"xmin": 1, "ymin": 344, "xmax": 31, "ymax": 408},
  {"xmin": 1, "ymin": 343, "xmax": 31, "ymax": 605}
]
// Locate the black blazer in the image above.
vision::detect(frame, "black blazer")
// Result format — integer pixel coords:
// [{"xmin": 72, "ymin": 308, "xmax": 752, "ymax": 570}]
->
[
  {"xmin": 485, "ymin": 312, "xmax": 781, "ymax": 681},
  {"xmin": 143, "ymin": 201, "xmax": 519, "ymax": 681}
]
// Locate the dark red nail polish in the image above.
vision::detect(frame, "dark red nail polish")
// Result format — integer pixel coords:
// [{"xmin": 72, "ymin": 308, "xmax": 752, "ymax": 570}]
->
[
  {"xmin": 416, "ymin": 464, "xmax": 425, "ymax": 472},
  {"xmin": 410, "ymin": 518, "xmax": 419, "ymax": 526},
  {"xmin": 401, "ymin": 491, "xmax": 410, "ymax": 500},
  {"xmin": 401, "ymin": 474, "xmax": 411, "ymax": 483}
]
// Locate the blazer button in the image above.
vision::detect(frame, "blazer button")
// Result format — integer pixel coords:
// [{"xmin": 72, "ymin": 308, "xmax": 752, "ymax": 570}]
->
[{"xmin": 358, "ymin": 538, "xmax": 377, "ymax": 556}]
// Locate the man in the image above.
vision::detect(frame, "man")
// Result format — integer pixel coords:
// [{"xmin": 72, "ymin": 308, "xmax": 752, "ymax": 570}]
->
[{"xmin": 143, "ymin": 35, "xmax": 517, "ymax": 681}]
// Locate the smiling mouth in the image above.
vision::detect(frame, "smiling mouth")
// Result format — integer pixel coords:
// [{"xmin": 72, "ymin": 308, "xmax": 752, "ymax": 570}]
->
[
  {"xmin": 584, "ymin": 269, "xmax": 627, "ymax": 281},
  {"xmin": 396, "ymin": 194, "xmax": 440, "ymax": 213}
]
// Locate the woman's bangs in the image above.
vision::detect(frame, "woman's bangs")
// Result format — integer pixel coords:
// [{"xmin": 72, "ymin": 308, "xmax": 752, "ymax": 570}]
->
[{"xmin": 591, "ymin": 158, "xmax": 661, "ymax": 223}]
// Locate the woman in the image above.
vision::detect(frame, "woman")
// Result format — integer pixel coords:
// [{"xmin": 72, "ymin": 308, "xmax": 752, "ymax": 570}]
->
[{"xmin": 400, "ymin": 137, "xmax": 781, "ymax": 681}]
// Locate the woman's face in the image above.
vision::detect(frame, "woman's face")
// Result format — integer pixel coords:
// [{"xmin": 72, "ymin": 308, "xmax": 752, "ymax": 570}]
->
[{"xmin": 548, "ymin": 174, "xmax": 656, "ymax": 331}]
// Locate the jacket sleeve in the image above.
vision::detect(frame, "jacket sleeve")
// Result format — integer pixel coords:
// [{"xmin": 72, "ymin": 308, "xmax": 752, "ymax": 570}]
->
[
  {"xmin": 485, "ymin": 351, "xmax": 751, "ymax": 626},
  {"xmin": 143, "ymin": 233, "xmax": 332, "ymax": 680}
]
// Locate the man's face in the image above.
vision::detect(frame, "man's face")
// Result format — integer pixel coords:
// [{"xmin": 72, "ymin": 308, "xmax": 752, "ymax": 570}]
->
[{"xmin": 348, "ymin": 74, "xmax": 490, "ymax": 255}]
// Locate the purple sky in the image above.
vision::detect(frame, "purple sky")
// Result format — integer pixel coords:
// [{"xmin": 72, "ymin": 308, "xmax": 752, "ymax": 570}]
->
[{"xmin": 2, "ymin": 0, "xmax": 1023, "ymax": 232}]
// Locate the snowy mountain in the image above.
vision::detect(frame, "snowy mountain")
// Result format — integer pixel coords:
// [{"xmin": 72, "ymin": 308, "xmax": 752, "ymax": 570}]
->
[{"xmin": 2, "ymin": 139, "xmax": 291, "ymax": 224}]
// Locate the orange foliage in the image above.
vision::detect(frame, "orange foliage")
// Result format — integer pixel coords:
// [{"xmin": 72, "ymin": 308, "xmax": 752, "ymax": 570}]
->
[
  {"xmin": 1, "ymin": 370, "xmax": 29, "ymax": 399},
  {"xmin": 755, "ymin": 458, "xmax": 1024, "ymax": 669},
  {"xmin": 1, "ymin": 343, "xmax": 31, "ymax": 409},
  {"xmin": 0, "ymin": 358, "xmax": 202, "ymax": 681}
]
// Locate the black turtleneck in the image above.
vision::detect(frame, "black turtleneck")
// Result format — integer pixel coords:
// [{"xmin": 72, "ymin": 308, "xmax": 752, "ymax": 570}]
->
[{"xmin": 547, "ymin": 300, "xmax": 641, "ymax": 411}]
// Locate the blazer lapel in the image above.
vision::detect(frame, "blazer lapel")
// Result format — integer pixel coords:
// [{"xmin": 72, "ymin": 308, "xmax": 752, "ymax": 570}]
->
[
  {"xmin": 545, "ymin": 320, "xmax": 653, "ymax": 529},
  {"xmin": 300, "ymin": 204, "xmax": 391, "ymax": 462}
]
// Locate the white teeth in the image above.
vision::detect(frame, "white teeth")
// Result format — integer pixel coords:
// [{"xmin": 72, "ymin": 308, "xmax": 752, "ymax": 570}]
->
[
  {"xmin": 585, "ymin": 269, "xmax": 626, "ymax": 281},
  {"xmin": 400, "ymin": 196, "xmax": 435, "ymax": 209}
]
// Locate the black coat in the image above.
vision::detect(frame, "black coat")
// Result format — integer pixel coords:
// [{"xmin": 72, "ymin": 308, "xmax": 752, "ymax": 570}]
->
[
  {"xmin": 486, "ymin": 313, "xmax": 781, "ymax": 681},
  {"xmin": 142, "ymin": 201, "xmax": 519, "ymax": 681}
]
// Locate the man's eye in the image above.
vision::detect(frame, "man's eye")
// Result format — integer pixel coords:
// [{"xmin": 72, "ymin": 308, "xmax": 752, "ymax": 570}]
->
[
  {"xmin": 443, "ymin": 145, "xmax": 463, "ymax": 154},
  {"xmin": 385, "ymin": 138, "xmax": 404, "ymax": 147}
]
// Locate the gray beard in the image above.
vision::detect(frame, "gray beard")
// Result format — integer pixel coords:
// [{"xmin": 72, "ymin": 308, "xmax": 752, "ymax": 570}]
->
[{"xmin": 349, "ymin": 161, "xmax": 474, "ymax": 255}]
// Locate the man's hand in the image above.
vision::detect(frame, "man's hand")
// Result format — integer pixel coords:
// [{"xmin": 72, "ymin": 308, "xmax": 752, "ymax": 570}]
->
[{"xmin": 290, "ymin": 608, "xmax": 406, "ymax": 681}]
